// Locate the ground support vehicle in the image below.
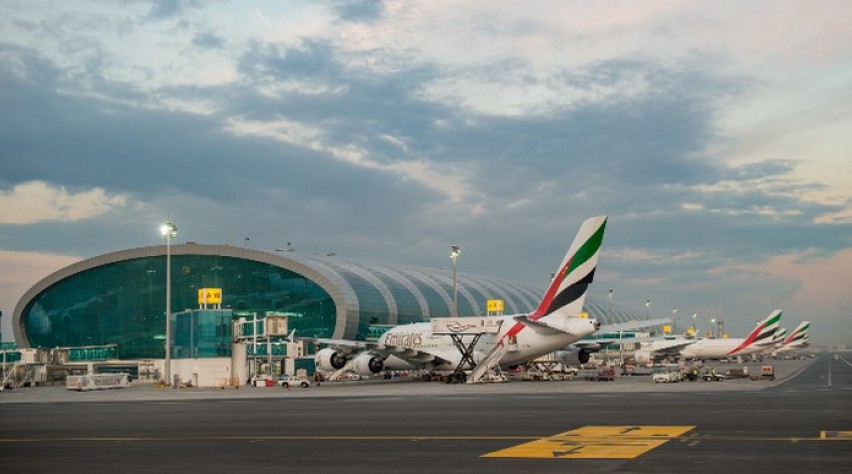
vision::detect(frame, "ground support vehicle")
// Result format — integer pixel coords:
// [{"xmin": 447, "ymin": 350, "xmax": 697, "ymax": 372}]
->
[
  {"xmin": 651, "ymin": 364, "xmax": 681, "ymax": 383},
  {"xmin": 701, "ymin": 368, "xmax": 724, "ymax": 382},
  {"xmin": 278, "ymin": 374, "xmax": 311, "ymax": 388},
  {"xmin": 751, "ymin": 365, "xmax": 775, "ymax": 381}
]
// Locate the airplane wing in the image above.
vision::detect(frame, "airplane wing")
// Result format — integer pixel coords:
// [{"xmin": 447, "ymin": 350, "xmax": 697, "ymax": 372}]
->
[
  {"xmin": 317, "ymin": 338, "xmax": 376, "ymax": 354},
  {"xmin": 598, "ymin": 317, "xmax": 673, "ymax": 334},
  {"xmin": 572, "ymin": 340, "xmax": 616, "ymax": 351},
  {"xmin": 317, "ymin": 338, "xmax": 449, "ymax": 367},
  {"xmin": 644, "ymin": 339, "xmax": 696, "ymax": 356}
]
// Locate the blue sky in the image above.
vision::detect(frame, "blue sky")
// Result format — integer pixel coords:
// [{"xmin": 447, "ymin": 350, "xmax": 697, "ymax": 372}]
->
[{"xmin": 1, "ymin": 1, "xmax": 850, "ymax": 345}]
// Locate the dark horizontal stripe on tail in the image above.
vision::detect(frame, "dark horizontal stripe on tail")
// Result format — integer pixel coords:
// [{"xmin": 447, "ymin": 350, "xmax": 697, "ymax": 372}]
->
[{"xmin": 543, "ymin": 269, "xmax": 595, "ymax": 315}]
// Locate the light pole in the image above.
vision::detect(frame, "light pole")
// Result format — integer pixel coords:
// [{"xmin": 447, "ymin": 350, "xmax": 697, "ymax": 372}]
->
[
  {"xmin": 645, "ymin": 299, "xmax": 652, "ymax": 320},
  {"xmin": 160, "ymin": 220, "xmax": 177, "ymax": 385},
  {"xmin": 609, "ymin": 289, "xmax": 623, "ymax": 365},
  {"xmin": 710, "ymin": 318, "xmax": 716, "ymax": 338},
  {"xmin": 672, "ymin": 307, "xmax": 678, "ymax": 334},
  {"xmin": 608, "ymin": 289, "xmax": 614, "ymax": 322},
  {"xmin": 691, "ymin": 313, "xmax": 698, "ymax": 336},
  {"xmin": 450, "ymin": 245, "xmax": 460, "ymax": 316}
]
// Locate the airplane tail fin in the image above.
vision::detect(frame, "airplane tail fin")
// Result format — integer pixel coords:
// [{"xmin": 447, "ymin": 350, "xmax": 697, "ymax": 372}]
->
[
  {"xmin": 729, "ymin": 309, "xmax": 783, "ymax": 354},
  {"xmin": 783, "ymin": 321, "xmax": 811, "ymax": 346},
  {"xmin": 530, "ymin": 215, "xmax": 607, "ymax": 320},
  {"xmin": 772, "ymin": 328, "xmax": 788, "ymax": 344}
]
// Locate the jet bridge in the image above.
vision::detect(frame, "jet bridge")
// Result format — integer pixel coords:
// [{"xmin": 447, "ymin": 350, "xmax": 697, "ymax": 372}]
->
[{"xmin": 430, "ymin": 317, "xmax": 503, "ymax": 383}]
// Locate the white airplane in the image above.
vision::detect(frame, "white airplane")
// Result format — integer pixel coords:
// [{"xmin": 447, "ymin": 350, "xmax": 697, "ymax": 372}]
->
[
  {"xmin": 315, "ymin": 216, "xmax": 609, "ymax": 382},
  {"xmin": 634, "ymin": 310, "xmax": 783, "ymax": 364}
]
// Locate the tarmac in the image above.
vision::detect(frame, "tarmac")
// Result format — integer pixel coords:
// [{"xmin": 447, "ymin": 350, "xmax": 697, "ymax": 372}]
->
[
  {"xmin": 0, "ymin": 358, "xmax": 814, "ymax": 404},
  {"xmin": 1, "ymin": 355, "xmax": 848, "ymax": 473}
]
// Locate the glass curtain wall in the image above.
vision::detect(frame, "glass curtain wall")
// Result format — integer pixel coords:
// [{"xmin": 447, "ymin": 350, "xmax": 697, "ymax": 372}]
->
[{"xmin": 23, "ymin": 256, "xmax": 336, "ymax": 359}]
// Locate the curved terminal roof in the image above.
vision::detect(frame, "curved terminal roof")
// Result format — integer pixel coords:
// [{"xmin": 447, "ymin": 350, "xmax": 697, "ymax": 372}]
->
[{"xmin": 13, "ymin": 243, "xmax": 647, "ymax": 347}]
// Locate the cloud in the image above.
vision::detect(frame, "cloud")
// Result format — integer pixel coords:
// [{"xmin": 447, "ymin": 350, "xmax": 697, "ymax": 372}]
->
[
  {"xmin": 329, "ymin": 0, "xmax": 386, "ymax": 23},
  {"xmin": 142, "ymin": 0, "xmax": 198, "ymax": 21},
  {"xmin": 191, "ymin": 31, "xmax": 226, "ymax": 49},
  {"xmin": 0, "ymin": 181, "xmax": 128, "ymax": 225},
  {"xmin": 3, "ymin": 24, "xmax": 846, "ymax": 271},
  {"xmin": 0, "ymin": 1, "xmax": 850, "ymax": 346}
]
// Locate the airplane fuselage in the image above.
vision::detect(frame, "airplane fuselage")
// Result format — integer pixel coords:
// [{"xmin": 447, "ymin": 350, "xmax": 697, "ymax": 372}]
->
[
  {"xmin": 679, "ymin": 337, "xmax": 763, "ymax": 359},
  {"xmin": 377, "ymin": 315, "xmax": 595, "ymax": 372}
]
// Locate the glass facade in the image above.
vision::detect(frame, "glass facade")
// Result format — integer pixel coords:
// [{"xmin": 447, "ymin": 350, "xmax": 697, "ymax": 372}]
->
[
  {"xmin": 367, "ymin": 268, "xmax": 426, "ymax": 325},
  {"xmin": 172, "ymin": 310, "xmax": 232, "ymax": 359},
  {"xmin": 1, "ymin": 350, "xmax": 21, "ymax": 363},
  {"xmin": 22, "ymin": 255, "xmax": 336, "ymax": 359},
  {"xmin": 67, "ymin": 345, "xmax": 118, "ymax": 361}
]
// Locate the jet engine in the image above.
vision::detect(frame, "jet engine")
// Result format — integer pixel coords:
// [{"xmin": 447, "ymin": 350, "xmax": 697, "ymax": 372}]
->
[
  {"xmin": 315, "ymin": 348, "xmax": 349, "ymax": 371},
  {"xmin": 350, "ymin": 353, "xmax": 385, "ymax": 375},
  {"xmin": 556, "ymin": 347, "xmax": 591, "ymax": 366}
]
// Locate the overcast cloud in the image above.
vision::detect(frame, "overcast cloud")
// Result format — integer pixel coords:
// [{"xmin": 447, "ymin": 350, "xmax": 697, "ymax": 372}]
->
[{"xmin": 1, "ymin": 1, "xmax": 850, "ymax": 345}]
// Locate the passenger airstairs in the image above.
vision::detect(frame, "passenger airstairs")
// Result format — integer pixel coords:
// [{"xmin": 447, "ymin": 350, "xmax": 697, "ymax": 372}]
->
[
  {"xmin": 327, "ymin": 359, "xmax": 357, "ymax": 381},
  {"xmin": 1, "ymin": 363, "xmax": 35, "ymax": 391},
  {"xmin": 467, "ymin": 342, "xmax": 508, "ymax": 384},
  {"xmin": 0, "ymin": 364, "xmax": 16, "ymax": 391}
]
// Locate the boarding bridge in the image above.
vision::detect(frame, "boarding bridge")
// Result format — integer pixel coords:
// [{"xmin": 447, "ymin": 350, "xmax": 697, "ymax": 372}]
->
[
  {"xmin": 232, "ymin": 312, "xmax": 313, "ymax": 382},
  {"xmin": 430, "ymin": 317, "xmax": 504, "ymax": 383}
]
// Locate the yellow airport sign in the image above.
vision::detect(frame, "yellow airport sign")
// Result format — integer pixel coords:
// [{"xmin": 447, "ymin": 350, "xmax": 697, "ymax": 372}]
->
[
  {"xmin": 663, "ymin": 324, "xmax": 672, "ymax": 333},
  {"xmin": 198, "ymin": 287, "xmax": 222, "ymax": 305},
  {"xmin": 483, "ymin": 425, "xmax": 695, "ymax": 459},
  {"xmin": 486, "ymin": 299, "xmax": 504, "ymax": 313}
]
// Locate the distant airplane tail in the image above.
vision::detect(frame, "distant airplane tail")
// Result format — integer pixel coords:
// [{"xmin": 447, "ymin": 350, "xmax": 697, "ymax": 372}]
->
[
  {"xmin": 531, "ymin": 215, "xmax": 607, "ymax": 320},
  {"xmin": 772, "ymin": 328, "xmax": 788, "ymax": 345},
  {"xmin": 783, "ymin": 321, "xmax": 811, "ymax": 346},
  {"xmin": 728, "ymin": 309, "xmax": 783, "ymax": 355}
]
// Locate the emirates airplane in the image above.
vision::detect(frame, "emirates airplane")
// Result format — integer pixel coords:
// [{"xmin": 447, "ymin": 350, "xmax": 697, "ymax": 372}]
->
[
  {"xmin": 635, "ymin": 310, "xmax": 783, "ymax": 364},
  {"xmin": 315, "ymin": 216, "xmax": 609, "ymax": 382}
]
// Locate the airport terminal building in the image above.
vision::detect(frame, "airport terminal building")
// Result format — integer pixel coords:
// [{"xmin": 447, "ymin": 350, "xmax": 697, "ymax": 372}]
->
[{"xmin": 7, "ymin": 243, "xmax": 646, "ymax": 386}]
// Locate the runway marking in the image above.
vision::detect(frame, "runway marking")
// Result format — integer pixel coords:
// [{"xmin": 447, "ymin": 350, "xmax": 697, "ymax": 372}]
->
[
  {"xmin": 835, "ymin": 355, "xmax": 852, "ymax": 369},
  {"xmin": 481, "ymin": 425, "xmax": 695, "ymax": 459},
  {"xmin": 820, "ymin": 431, "xmax": 852, "ymax": 439}
]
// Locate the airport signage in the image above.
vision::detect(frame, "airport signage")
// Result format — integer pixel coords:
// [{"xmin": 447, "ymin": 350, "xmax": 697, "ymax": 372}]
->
[
  {"xmin": 486, "ymin": 299, "xmax": 504, "ymax": 313},
  {"xmin": 198, "ymin": 287, "xmax": 222, "ymax": 305}
]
